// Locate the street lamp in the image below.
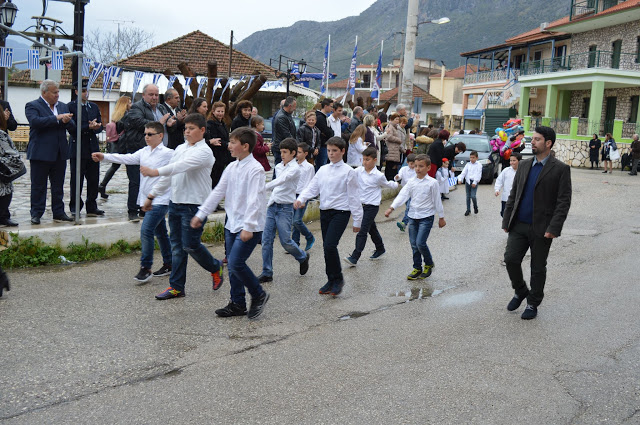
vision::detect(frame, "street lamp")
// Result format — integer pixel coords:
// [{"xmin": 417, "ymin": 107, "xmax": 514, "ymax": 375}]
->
[
  {"xmin": 278, "ymin": 56, "xmax": 307, "ymax": 97},
  {"xmin": 0, "ymin": 0, "xmax": 17, "ymax": 39}
]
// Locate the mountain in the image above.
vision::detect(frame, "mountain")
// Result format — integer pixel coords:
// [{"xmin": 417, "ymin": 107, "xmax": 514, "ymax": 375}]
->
[
  {"xmin": 236, "ymin": 0, "xmax": 570, "ymax": 83},
  {"xmin": 6, "ymin": 38, "xmax": 32, "ymax": 70}
]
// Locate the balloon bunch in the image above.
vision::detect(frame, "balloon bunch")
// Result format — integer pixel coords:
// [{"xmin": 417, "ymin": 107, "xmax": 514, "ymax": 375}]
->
[{"xmin": 491, "ymin": 121, "xmax": 525, "ymax": 159}]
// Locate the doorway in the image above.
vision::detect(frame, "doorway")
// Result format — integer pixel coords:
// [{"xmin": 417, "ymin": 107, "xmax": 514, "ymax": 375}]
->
[{"xmin": 604, "ymin": 96, "xmax": 616, "ymax": 134}]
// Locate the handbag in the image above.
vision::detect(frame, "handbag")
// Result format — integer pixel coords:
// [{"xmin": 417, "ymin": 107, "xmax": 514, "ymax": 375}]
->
[
  {"xmin": 609, "ymin": 145, "xmax": 621, "ymax": 161},
  {"xmin": 0, "ymin": 154, "xmax": 26, "ymax": 183}
]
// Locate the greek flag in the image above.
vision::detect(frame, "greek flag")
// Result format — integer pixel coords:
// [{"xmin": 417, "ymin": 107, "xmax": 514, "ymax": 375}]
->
[
  {"xmin": 167, "ymin": 75, "xmax": 176, "ymax": 90},
  {"xmin": 210, "ymin": 78, "xmax": 221, "ymax": 103},
  {"xmin": 448, "ymin": 177, "xmax": 457, "ymax": 187},
  {"xmin": 51, "ymin": 51, "xmax": 64, "ymax": 70},
  {"xmin": 27, "ymin": 49, "xmax": 39, "ymax": 70},
  {"xmin": 183, "ymin": 77, "xmax": 193, "ymax": 101},
  {"xmin": 348, "ymin": 38, "xmax": 357, "ymax": 95},
  {"xmin": 196, "ymin": 77, "xmax": 207, "ymax": 98},
  {"xmin": 102, "ymin": 66, "xmax": 115, "ymax": 99},
  {"xmin": 246, "ymin": 76, "xmax": 254, "ymax": 91},
  {"xmin": 371, "ymin": 44, "xmax": 383, "ymax": 100},
  {"xmin": 0, "ymin": 47, "xmax": 13, "ymax": 68},
  {"xmin": 107, "ymin": 68, "xmax": 122, "ymax": 97},
  {"xmin": 87, "ymin": 62, "xmax": 104, "ymax": 89},
  {"xmin": 82, "ymin": 58, "xmax": 91, "ymax": 77},
  {"xmin": 219, "ymin": 79, "xmax": 231, "ymax": 100},
  {"xmin": 152, "ymin": 74, "xmax": 161, "ymax": 85},
  {"xmin": 320, "ymin": 39, "xmax": 329, "ymax": 94},
  {"xmin": 132, "ymin": 71, "xmax": 144, "ymax": 95}
]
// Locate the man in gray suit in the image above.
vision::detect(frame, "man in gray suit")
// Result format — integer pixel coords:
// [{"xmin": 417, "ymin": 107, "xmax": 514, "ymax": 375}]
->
[{"xmin": 502, "ymin": 126, "xmax": 572, "ymax": 320}]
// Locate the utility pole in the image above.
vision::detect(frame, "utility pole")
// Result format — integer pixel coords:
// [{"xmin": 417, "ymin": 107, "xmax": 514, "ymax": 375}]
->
[
  {"xmin": 97, "ymin": 19, "xmax": 134, "ymax": 68},
  {"xmin": 71, "ymin": 0, "xmax": 88, "ymax": 101},
  {"xmin": 228, "ymin": 30, "xmax": 233, "ymax": 78},
  {"xmin": 399, "ymin": 0, "xmax": 418, "ymax": 109}
]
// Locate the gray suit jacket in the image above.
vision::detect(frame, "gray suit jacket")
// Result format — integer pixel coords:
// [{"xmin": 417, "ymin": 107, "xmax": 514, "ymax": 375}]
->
[{"xmin": 502, "ymin": 155, "xmax": 572, "ymax": 237}]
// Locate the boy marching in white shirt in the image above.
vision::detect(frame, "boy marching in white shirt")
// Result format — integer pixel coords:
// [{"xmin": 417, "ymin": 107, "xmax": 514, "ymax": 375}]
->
[
  {"xmin": 191, "ymin": 127, "xmax": 270, "ymax": 320},
  {"xmin": 258, "ymin": 138, "xmax": 311, "ymax": 284},
  {"xmin": 494, "ymin": 153, "xmax": 521, "ymax": 217},
  {"xmin": 394, "ymin": 153, "xmax": 417, "ymax": 232},
  {"xmin": 385, "ymin": 154, "xmax": 446, "ymax": 280},
  {"xmin": 344, "ymin": 147, "xmax": 397, "ymax": 266},
  {"xmin": 291, "ymin": 143, "xmax": 316, "ymax": 251},
  {"xmin": 457, "ymin": 150, "xmax": 483, "ymax": 216},
  {"xmin": 294, "ymin": 137, "xmax": 363, "ymax": 296}
]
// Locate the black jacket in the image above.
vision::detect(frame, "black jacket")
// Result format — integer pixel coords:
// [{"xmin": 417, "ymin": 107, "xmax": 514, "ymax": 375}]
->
[
  {"xmin": 296, "ymin": 123, "xmax": 321, "ymax": 157},
  {"xmin": 443, "ymin": 144, "xmax": 456, "ymax": 170},
  {"xmin": 348, "ymin": 115, "xmax": 363, "ymax": 133},
  {"xmin": 273, "ymin": 108, "xmax": 297, "ymax": 147},
  {"xmin": 428, "ymin": 138, "xmax": 445, "ymax": 169},
  {"xmin": 165, "ymin": 103, "xmax": 185, "ymax": 149},
  {"xmin": 231, "ymin": 114, "xmax": 250, "ymax": 131},
  {"xmin": 206, "ymin": 118, "xmax": 231, "ymax": 165},
  {"xmin": 314, "ymin": 110, "xmax": 333, "ymax": 148},
  {"xmin": 126, "ymin": 100, "xmax": 168, "ymax": 153},
  {"xmin": 0, "ymin": 100, "xmax": 17, "ymax": 132},
  {"xmin": 67, "ymin": 100, "xmax": 103, "ymax": 159}
]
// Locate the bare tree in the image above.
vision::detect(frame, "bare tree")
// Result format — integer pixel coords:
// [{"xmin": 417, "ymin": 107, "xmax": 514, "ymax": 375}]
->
[{"xmin": 84, "ymin": 27, "xmax": 154, "ymax": 65}]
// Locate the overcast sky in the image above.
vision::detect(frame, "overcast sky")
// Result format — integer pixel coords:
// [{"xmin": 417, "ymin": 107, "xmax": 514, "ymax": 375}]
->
[{"xmin": 13, "ymin": 0, "xmax": 377, "ymax": 48}]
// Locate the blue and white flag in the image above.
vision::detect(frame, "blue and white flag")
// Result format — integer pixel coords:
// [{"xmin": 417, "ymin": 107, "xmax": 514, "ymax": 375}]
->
[
  {"xmin": 107, "ymin": 68, "xmax": 122, "ymax": 97},
  {"xmin": 132, "ymin": 70, "xmax": 144, "ymax": 95},
  {"xmin": 51, "ymin": 51, "xmax": 64, "ymax": 70},
  {"xmin": 0, "ymin": 47, "xmax": 13, "ymax": 68},
  {"xmin": 87, "ymin": 62, "xmax": 104, "ymax": 89},
  {"xmin": 167, "ymin": 75, "xmax": 177, "ymax": 90},
  {"xmin": 82, "ymin": 58, "xmax": 91, "ymax": 77},
  {"xmin": 348, "ymin": 37, "xmax": 358, "ymax": 95},
  {"xmin": 27, "ymin": 49, "xmax": 39, "ymax": 70},
  {"xmin": 152, "ymin": 74, "xmax": 162, "ymax": 85},
  {"xmin": 448, "ymin": 177, "xmax": 458, "ymax": 187},
  {"xmin": 196, "ymin": 77, "xmax": 207, "ymax": 98},
  {"xmin": 246, "ymin": 76, "xmax": 255, "ymax": 91},
  {"xmin": 183, "ymin": 77, "xmax": 193, "ymax": 101},
  {"xmin": 102, "ymin": 66, "xmax": 115, "ymax": 98},
  {"xmin": 210, "ymin": 78, "xmax": 221, "ymax": 102},
  {"xmin": 219, "ymin": 79, "xmax": 231, "ymax": 100},
  {"xmin": 371, "ymin": 44, "xmax": 383, "ymax": 100},
  {"xmin": 320, "ymin": 39, "xmax": 329, "ymax": 94}
]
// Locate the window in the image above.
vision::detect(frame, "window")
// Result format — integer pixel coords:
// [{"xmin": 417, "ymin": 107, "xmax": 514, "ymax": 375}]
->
[
  {"xmin": 611, "ymin": 39, "xmax": 622, "ymax": 69},
  {"xmin": 582, "ymin": 97, "xmax": 590, "ymax": 118},
  {"xmin": 588, "ymin": 45, "xmax": 597, "ymax": 68},
  {"xmin": 630, "ymin": 96, "xmax": 639, "ymax": 123},
  {"xmin": 361, "ymin": 73, "xmax": 370, "ymax": 88},
  {"xmin": 636, "ymin": 37, "xmax": 640, "ymax": 64}
]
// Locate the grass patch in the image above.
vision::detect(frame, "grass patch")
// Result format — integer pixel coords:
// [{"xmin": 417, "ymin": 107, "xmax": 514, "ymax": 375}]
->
[{"xmin": 201, "ymin": 220, "xmax": 225, "ymax": 244}]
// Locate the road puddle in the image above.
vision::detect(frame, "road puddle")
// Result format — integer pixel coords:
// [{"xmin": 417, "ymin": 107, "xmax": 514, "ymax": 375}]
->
[
  {"xmin": 389, "ymin": 286, "xmax": 449, "ymax": 301},
  {"xmin": 339, "ymin": 311, "xmax": 370, "ymax": 320}
]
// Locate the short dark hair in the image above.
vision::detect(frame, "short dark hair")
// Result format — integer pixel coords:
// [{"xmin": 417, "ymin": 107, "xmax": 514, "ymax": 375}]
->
[
  {"xmin": 184, "ymin": 112, "xmax": 206, "ymax": 129},
  {"xmin": 236, "ymin": 100, "xmax": 253, "ymax": 114},
  {"xmin": 362, "ymin": 146, "xmax": 377, "ymax": 159},
  {"xmin": 320, "ymin": 98, "xmax": 333, "ymax": 108},
  {"xmin": 326, "ymin": 136, "xmax": 346, "ymax": 150},
  {"xmin": 535, "ymin": 126, "xmax": 556, "ymax": 146},
  {"xmin": 297, "ymin": 142, "xmax": 311, "ymax": 153},
  {"xmin": 406, "ymin": 153, "xmax": 417, "ymax": 163},
  {"xmin": 512, "ymin": 153, "xmax": 522, "ymax": 161},
  {"xmin": 470, "ymin": 150, "xmax": 479, "ymax": 157},
  {"xmin": 284, "ymin": 96, "xmax": 296, "ymax": 108},
  {"xmin": 280, "ymin": 138, "xmax": 298, "ymax": 153},
  {"xmin": 229, "ymin": 127, "xmax": 257, "ymax": 152},
  {"xmin": 456, "ymin": 142, "xmax": 467, "ymax": 152},
  {"xmin": 145, "ymin": 121, "xmax": 164, "ymax": 135},
  {"xmin": 468, "ymin": 130, "xmax": 476, "ymax": 134},
  {"xmin": 414, "ymin": 154, "xmax": 431, "ymax": 166},
  {"xmin": 250, "ymin": 115, "xmax": 264, "ymax": 128},
  {"xmin": 332, "ymin": 102, "xmax": 343, "ymax": 111}
]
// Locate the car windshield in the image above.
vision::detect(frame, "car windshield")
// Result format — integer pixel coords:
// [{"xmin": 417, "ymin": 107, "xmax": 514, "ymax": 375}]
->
[
  {"xmin": 449, "ymin": 135, "xmax": 491, "ymax": 152},
  {"xmin": 263, "ymin": 120, "xmax": 272, "ymax": 132}
]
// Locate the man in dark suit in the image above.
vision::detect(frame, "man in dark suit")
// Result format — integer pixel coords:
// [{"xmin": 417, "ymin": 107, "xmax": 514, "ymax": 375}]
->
[
  {"xmin": 502, "ymin": 126, "xmax": 572, "ymax": 320},
  {"xmin": 163, "ymin": 88, "xmax": 185, "ymax": 149},
  {"xmin": 25, "ymin": 80, "xmax": 76, "ymax": 224},
  {"xmin": 314, "ymin": 98, "xmax": 333, "ymax": 171},
  {"xmin": 67, "ymin": 80, "xmax": 104, "ymax": 217}
]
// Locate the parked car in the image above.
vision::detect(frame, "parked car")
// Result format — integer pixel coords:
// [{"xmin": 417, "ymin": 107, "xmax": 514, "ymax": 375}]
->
[
  {"xmin": 263, "ymin": 117, "xmax": 304, "ymax": 144},
  {"xmin": 449, "ymin": 134, "xmax": 500, "ymax": 184},
  {"xmin": 520, "ymin": 136, "xmax": 533, "ymax": 156}
]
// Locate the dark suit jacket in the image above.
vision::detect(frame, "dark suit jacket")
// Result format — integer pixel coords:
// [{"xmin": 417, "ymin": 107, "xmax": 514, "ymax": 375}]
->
[
  {"xmin": 0, "ymin": 100, "xmax": 18, "ymax": 132},
  {"xmin": 67, "ymin": 100, "xmax": 103, "ymax": 159},
  {"xmin": 165, "ymin": 103, "xmax": 185, "ymax": 149},
  {"xmin": 314, "ymin": 110, "xmax": 333, "ymax": 148},
  {"xmin": 273, "ymin": 108, "xmax": 297, "ymax": 147},
  {"xmin": 126, "ymin": 100, "xmax": 168, "ymax": 153},
  {"xmin": 502, "ymin": 156, "xmax": 572, "ymax": 237},
  {"xmin": 25, "ymin": 97, "xmax": 75, "ymax": 161}
]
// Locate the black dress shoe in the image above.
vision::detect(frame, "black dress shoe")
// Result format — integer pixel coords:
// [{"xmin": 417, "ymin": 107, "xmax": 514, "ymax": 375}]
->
[
  {"xmin": 521, "ymin": 305, "xmax": 538, "ymax": 320},
  {"xmin": 53, "ymin": 214, "xmax": 74, "ymax": 222},
  {"xmin": 0, "ymin": 218, "xmax": 18, "ymax": 227},
  {"xmin": 30, "ymin": 216, "xmax": 41, "ymax": 225},
  {"xmin": 258, "ymin": 274, "xmax": 273, "ymax": 283},
  {"xmin": 128, "ymin": 212, "xmax": 140, "ymax": 222},
  {"xmin": 507, "ymin": 294, "xmax": 526, "ymax": 311},
  {"xmin": 86, "ymin": 209, "xmax": 105, "ymax": 217},
  {"xmin": 98, "ymin": 185, "xmax": 109, "ymax": 199},
  {"xmin": 300, "ymin": 252, "xmax": 310, "ymax": 275}
]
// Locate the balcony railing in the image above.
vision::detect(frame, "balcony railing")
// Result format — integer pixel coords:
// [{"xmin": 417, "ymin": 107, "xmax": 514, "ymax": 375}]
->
[
  {"xmin": 520, "ymin": 50, "xmax": 640, "ymax": 76},
  {"xmin": 570, "ymin": 0, "xmax": 619, "ymax": 21},
  {"xmin": 463, "ymin": 68, "xmax": 519, "ymax": 85}
]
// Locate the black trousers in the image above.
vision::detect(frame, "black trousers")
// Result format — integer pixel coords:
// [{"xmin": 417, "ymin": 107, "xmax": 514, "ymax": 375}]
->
[
  {"xmin": 126, "ymin": 164, "xmax": 141, "ymax": 214},
  {"xmin": 0, "ymin": 192, "xmax": 12, "ymax": 220},
  {"xmin": 30, "ymin": 159, "xmax": 67, "ymax": 218},
  {"xmin": 320, "ymin": 209, "xmax": 351, "ymax": 284},
  {"xmin": 385, "ymin": 161, "xmax": 400, "ymax": 181},
  {"xmin": 69, "ymin": 158, "xmax": 99, "ymax": 212},
  {"xmin": 351, "ymin": 204, "xmax": 383, "ymax": 260},
  {"xmin": 504, "ymin": 221, "xmax": 553, "ymax": 307}
]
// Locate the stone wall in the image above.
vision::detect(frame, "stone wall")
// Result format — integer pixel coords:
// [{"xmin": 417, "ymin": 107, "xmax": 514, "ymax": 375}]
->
[
  {"xmin": 553, "ymin": 139, "xmax": 632, "ymax": 168},
  {"xmin": 569, "ymin": 87, "xmax": 640, "ymax": 135},
  {"xmin": 570, "ymin": 20, "xmax": 640, "ymax": 56}
]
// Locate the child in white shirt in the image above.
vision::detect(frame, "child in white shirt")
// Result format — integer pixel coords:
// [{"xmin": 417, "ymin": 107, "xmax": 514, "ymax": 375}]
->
[
  {"xmin": 291, "ymin": 143, "xmax": 316, "ymax": 250},
  {"xmin": 436, "ymin": 158, "xmax": 455, "ymax": 200},
  {"xmin": 457, "ymin": 150, "xmax": 483, "ymax": 216},
  {"xmin": 494, "ymin": 152, "xmax": 521, "ymax": 217},
  {"xmin": 344, "ymin": 147, "xmax": 398, "ymax": 266},
  {"xmin": 394, "ymin": 153, "xmax": 416, "ymax": 231},
  {"xmin": 347, "ymin": 124, "xmax": 368, "ymax": 167},
  {"xmin": 385, "ymin": 154, "xmax": 446, "ymax": 280}
]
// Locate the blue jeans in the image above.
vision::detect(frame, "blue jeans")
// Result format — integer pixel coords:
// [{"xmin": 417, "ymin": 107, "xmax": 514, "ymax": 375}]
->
[
  {"xmin": 351, "ymin": 204, "xmax": 384, "ymax": 260},
  {"xmin": 140, "ymin": 203, "xmax": 172, "ymax": 269},
  {"xmin": 315, "ymin": 146, "xmax": 328, "ymax": 172},
  {"xmin": 225, "ymin": 229, "xmax": 265, "ymax": 307},
  {"xmin": 320, "ymin": 209, "xmax": 351, "ymax": 284},
  {"xmin": 291, "ymin": 198, "xmax": 313, "ymax": 245},
  {"xmin": 408, "ymin": 215, "xmax": 435, "ymax": 269},
  {"xmin": 465, "ymin": 182, "xmax": 478, "ymax": 212},
  {"xmin": 168, "ymin": 202, "xmax": 221, "ymax": 293},
  {"xmin": 402, "ymin": 199, "xmax": 411, "ymax": 225},
  {"xmin": 262, "ymin": 203, "xmax": 307, "ymax": 277}
]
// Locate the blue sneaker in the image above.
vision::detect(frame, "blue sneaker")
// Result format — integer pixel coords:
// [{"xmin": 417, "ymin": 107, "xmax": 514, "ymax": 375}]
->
[
  {"xmin": 343, "ymin": 256, "xmax": 357, "ymax": 267},
  {"xmin": 305, "ymin": 236, "xmax": 315, "ymax": 251},
  {"xmin": 155, "ymin": 287, "xmax": 185, "ymax": 300},
  {"xmin": 369, "ymin": 249, "xmax": 386, "ymax": 260},
  {"xmin": 397, "ymin": 222, "xmax": 405, "ymax": 232},
  {"xmin": 319, "ymin": 282, "xmax": 332, "ymax": 294},
  {"xmin": 330, "ymin": 281, "xmax": 345, "ymax": 296}
]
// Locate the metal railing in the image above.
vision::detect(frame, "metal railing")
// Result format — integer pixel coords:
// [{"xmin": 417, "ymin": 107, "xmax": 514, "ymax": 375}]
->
[
  {"xmin": 548, "ymin": 119, "xmax": 572, "ymax": 135},
  {"xmin": 464, "ymin": 68, "xmax": 519, "ymax": 85},
  {"xmin": 521, "ymin": 50, "xmax": 640, "ymax": 76},
  {"xmin": 570, "ymin": 0, "xmax": 619, "ymax": 21}
]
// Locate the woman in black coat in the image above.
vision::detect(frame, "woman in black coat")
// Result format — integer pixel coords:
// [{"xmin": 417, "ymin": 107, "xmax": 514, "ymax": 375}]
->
[{"xmin": 589, "ymin": 133, "xmax": 601, "ymax": 169}]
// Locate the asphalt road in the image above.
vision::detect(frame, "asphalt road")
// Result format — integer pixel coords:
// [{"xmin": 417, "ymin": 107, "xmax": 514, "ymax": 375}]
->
[{"xmin": 1, "ymin": 168, "xmax": 639, "ymax": 424}]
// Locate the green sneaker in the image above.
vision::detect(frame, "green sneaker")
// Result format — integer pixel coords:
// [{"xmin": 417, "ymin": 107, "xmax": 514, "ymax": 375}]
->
[
  {"xmin": 407, "ymin": 268, "xmax": 422, "ymax": 280},
  {"xmin": 420, "ymin": 264, "xmax": 433, "ymax": 279}
]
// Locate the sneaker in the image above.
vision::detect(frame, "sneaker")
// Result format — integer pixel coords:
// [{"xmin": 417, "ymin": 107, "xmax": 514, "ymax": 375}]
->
[
  {"xmin": 300, "ymin": 252, "xmax": 310, "ymax": 275},
  {"xmin": 128, "ymin": 212, "xmax": 140, "ymax": 222},
  {"xmin": 258, "ymin": 274, "xmax": 273, "ymax": 283},
  {"xmin": 369, "ymin": 250, "xmax": 386, "ymax": 260},
  {"xmin": 248, "ymin": 291, "xmax": 270, "ymax": 319},
  {"xmin": 396, "ymin": 221, "xmax": 406, "ymax": 232},
  {"xmin": 343, "ymin": 256, "xmax": 357, "ymax": 267},
  {"xmin": 212, "ymin": 264, "xmax": 224, "ymax": 290},
  {"xmin": 474, "ymin": 207, "xmax": 479, "ymax": 214},
  {"xmin": 86, "ymin": 209, "xmax": 105, "ymax": 217},
  {"xmin": 507, "ymin": 294, "xmax": 526, "ymax": 311},
  {"xmin": 319, "ymin": 282, "xmax": 332, "ymax": 294},
  {"xmin": 420, "ymin": 264, "xmax": 433, "ymax": 279},
  {"xmin": 330, "ymin": 281, "xmax": 345, "ymax": 296},
  {"xmin": 305, "ymin": 236, "xmax": 315, "ymax": 251},
  {"xmin": 521, "ymin": 304, "xmax": 538, "ymax": 320},
  {"xmin": 215, "ymin": 301, "xmax": 247, "ymax": 317},
  {"xmin": 407, "ymin": 268, "xmax": 423, "ymax": 280},
  {"xmin": 152, "ymin": 263, "xmax": 172, "ymax": 277},
  {"xmin": 464, "ymin": 211, "xmax": 471, "ymax": 216},
  {"xmin": 155, "ymin": 287, "xmax": 184, "ymax": 300},
  {"xmin": 134, "ymin": 267, "xmax": 153, "ymax": 283}
]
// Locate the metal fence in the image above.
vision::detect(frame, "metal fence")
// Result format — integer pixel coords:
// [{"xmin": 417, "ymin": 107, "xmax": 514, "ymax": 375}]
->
[{"xmin": 520, "ymin": 50, "xmax": 640, "ymax": 76}]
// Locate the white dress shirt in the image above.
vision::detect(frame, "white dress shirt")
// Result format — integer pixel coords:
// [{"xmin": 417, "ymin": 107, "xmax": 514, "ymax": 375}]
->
[
  {"xmin": 394, "ymin": 165, "xmax": 416, "ymax": 185},
  {"xmin": 296, "ymin": 160, "xmax": 315, "ymax": 195},
  {"xmin": 458, "ymin": 161, "xmax": 483, "ymax": 185},
  {"xmin": 297, "ymin": 160, "xmax": 363, "ymax": 228},
  {"xmin": 355, "ymin": 166, "xmax": 398, "ymax": 206},
  {"xmin": 347, "ymin": 137, "xmax": 367, "ymax": 167},
  {"xmin": 149, "ymin": 139, "xmax": 214, "ymax": 204},
  {"xmin": 391, "ymin": 175, "xmax": 444, "ymax": 219},
  {"xmin": 266, "ymin": 159, "xmax": 300, "ymax": 206},
  {"xmin": 104, "ymin": 144, "xmax": 174, "ymax": 206},
  {"xmin": 327, "ymin": 114, "xmax": 341, "ymax": 138},
  {"xmin": 196, "ymin": 154, "xmax": 266, "ymax": 233},
  {"xmin": 494, "ymin": 166, "xmax": 516, "ymax": 201},
  {"xmin": 436, "ymin": 167, "xmax": 454, "ymax": 195},
  {"xmin": 41, "ymin": 96, "xmax": 59, "ymax": 115}
]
